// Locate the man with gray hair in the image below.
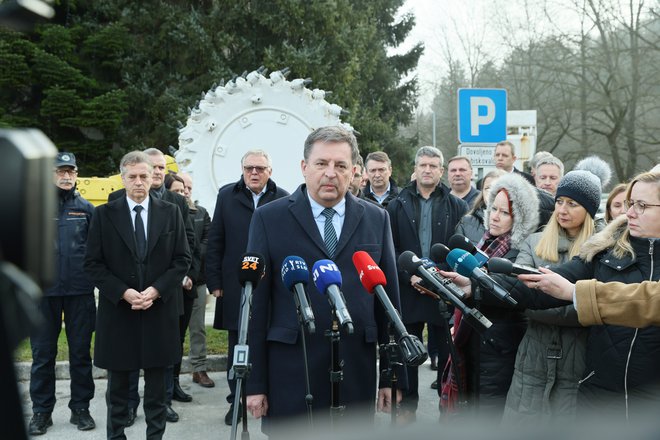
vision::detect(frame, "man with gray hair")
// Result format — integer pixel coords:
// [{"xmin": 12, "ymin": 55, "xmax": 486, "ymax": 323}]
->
[
  {"xmin": 206, "ymin": 149, "xmax": 289, "ymax": 425},
  {"xmin": 386, "ymin": 146, "xmax": 468, "ymax": 420},
  {"xmin": 85, "ymin": 151, "xmax": 191, "ymax": 439},
  {"xmin": 534, "ymin": 155, "xmax": 564, "ymax": 196},
  {"xmin": 245, "ymin": 126, "xmax": 404, "ymax": 435},
  {"xmin": 363, "ymin": 150, "xmax": 399, "ymax": 207},
  {"xmin": 108, "ymin": 147, "xmax": 196, "ymax": 423}
]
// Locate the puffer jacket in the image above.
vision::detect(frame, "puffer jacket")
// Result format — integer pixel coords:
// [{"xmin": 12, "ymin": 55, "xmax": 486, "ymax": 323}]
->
[
  {"xmin": 46, "ymin": 186, "xmax": 95, "ymax": 296},
  {"xmin": 457, "ymin": 173, "xmax": 539, "ymax": 418},
  {"xmin": 502, "ymin": 230, "xmax": 588, "ymax": 424},
  {"xmin": 455, "ymin": 207, "xmax": 486, "ymax": 244},
  {"xmin": 550, "ymin": 216, "xmax": 660, "ymax": 420}
]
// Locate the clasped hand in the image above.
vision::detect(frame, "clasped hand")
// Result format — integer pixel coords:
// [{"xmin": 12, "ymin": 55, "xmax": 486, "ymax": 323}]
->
[{"xmin": 123, "ymin": 286, "xmax": 160, "ymax": 310}]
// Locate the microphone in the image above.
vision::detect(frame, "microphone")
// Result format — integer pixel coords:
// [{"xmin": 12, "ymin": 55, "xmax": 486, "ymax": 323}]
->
[
  {"xmin": 281, "ymin": 256, "xmax": 315, "ymax": 334},
  {"xmin": 398, "ymin": 251, "xmax": 492, "ymax": 333},
  {"xmin": 352, "ymin": 251, "xmax": 428, "ymax": 367},
  {"xmin": 446, "ymin": 249, "xmax": 517, "ymax": 306},
  {"xmin": 238, "ymin": 252, "xmax": 265, "ymax": 289},
  {"xmin": 430, "ymin": 243, "xmax": 451, "ymax": 266},
  {"xmin": 422, "ymin": 252, "xmax": 467, "ymax": 301},
  {"xmin": 448, "ymin": 234, "xmax": 489, "ymax": 267},
  {"xmin": 487, "ymin": 257, "xmax": 542, "ymax": 276},
  {"xmin": 312, "ymin": 259, "xmax": 354, "ymax": 334},
  {"xmin": 234, "ymin": 253, "xmax": 265, "ymax": 376}
]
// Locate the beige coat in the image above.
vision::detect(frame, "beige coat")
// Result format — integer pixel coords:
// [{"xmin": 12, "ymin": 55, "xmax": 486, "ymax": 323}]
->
[{"xmin": 576, "ymin": 280, "xmax": 660, "ymax": 327}]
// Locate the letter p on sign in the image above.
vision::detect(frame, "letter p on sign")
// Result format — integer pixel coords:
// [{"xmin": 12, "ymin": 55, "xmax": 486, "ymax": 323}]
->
[{"xmin": 458, "ymin": 89, "xmax": 507, "ymax": 144}]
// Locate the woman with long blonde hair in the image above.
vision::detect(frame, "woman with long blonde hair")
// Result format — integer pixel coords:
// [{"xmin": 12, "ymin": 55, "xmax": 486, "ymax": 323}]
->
[{"xmin": 502, "ymin": 156, "xmax": 611, "ymax": 424}]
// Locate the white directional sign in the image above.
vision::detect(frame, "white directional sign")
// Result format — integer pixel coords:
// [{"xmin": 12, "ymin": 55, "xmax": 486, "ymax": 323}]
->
[{"xmin": 458, "ymin": 89, "xmax": 507, "ymax": 144}]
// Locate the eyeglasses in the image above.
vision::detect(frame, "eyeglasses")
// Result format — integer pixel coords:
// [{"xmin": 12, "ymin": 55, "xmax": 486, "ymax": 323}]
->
[
  {"xmin": 624, "ymin": 200, "xmax": 660, "ymax": 215},
  {"xmin": 243, "ymin": 166, "xmax": 268, "ymax": 174},
  {"xmin": 55, "ymin": 169, "xmax": 77, "ymax": 176}
]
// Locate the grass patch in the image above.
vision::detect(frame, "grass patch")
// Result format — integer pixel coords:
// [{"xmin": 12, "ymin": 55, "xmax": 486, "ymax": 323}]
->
[{"xmin": 14, "ymin": 326, "xmax": 229, "ymax": 362}]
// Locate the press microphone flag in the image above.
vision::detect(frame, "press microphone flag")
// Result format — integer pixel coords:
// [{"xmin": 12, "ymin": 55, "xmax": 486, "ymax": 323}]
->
[
  {"xmin": 352, "ymin": 251, "xmax": 427, "ymax": 367},
  {"xmin": 238, "ymin": 252, "xmax": 265, "ymax": 288},
  {"xmin": 446, "ymin": 249, "xmax": 517, "ymax": 306},
  {"xmin": 281, "ymin": 256, "xmax": 316, "ymax": 334},
  {"xmin": 312, "ymin": 259, "xmax": 354, "ymax": 334}
]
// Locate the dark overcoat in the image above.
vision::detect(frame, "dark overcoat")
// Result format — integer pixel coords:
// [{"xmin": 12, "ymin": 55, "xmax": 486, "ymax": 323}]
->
[
  {"xmin": 205, "ymin": 177, "xmax": 288, "ymax": 331},
  {"xmin": 84, "ymin": 196, "xmax": 191, "ymax": 370},
  {"xmin": 245, "ymin": 186, "xmax": 403, "ymax": 432}
]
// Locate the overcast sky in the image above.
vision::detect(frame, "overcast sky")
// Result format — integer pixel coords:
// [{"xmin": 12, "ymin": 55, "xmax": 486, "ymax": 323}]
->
[{"xmin": 399, "ymin": 0, "xmax": 606, "ymax": 110}]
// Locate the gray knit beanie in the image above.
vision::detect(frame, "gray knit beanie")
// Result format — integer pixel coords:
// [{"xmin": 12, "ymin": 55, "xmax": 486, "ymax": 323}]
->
[{"xmin": 555, "ymin": 156, "xmax": 611, "ymax": 218}]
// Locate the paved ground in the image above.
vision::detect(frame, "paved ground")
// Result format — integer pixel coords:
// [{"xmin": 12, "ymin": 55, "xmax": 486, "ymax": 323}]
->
[{"xmin": 17, "ymin": 359, "xmax": 444, "ymax": 440}]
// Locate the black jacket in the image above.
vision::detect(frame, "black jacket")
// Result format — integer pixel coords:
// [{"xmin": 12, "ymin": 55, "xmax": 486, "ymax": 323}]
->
[
  {"xmin": 206, "ymin": 177, "xmax": 289, "ymax": 330},
  {"xmin": 386, "ymin": 181, "xmax": 468, "ymax": 324},
  {"xmin": 190, "ymin": 203, "xmax": 210, "ymax": 286},
  {"xmin": 362, "ymin": 178, "xmax": 400, "ymax": 208},
  {"xmin": 46, "ymin": 187, "xmax": 95, "ymax": 296}
]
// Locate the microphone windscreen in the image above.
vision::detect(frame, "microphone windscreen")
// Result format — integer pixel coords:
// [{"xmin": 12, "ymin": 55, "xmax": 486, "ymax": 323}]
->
[
  {"xmin": 486, "ymin": 257, "xmax": 514, "ymax": 275},
  {"xmin": 281, "ymin": 255, "xmax": 309, "ymax": 290},
  {"xmin": 448, "ymin": 234, "xmax": 476, "ymax": 253},
  {"xmin": 397, "ymin": 250, "xmax": 423, "ymax": 274},
  {"xmin": 446, "ymin": 249, "xmax": 479, "ymax": 277},
  {"xmin": 312, "ymin": 259, "xmax": 342, "ymax": 294},
  {"xmin": 238, "ymin": 253, "xmax": 265, "ymax": 287},
  {"xmin": 352, "ymin": 251, "xmax": 386, "ymax": 294},
  {"xmin": 430, "ymin": 243, "xmax": 450, "ymax": 265}
]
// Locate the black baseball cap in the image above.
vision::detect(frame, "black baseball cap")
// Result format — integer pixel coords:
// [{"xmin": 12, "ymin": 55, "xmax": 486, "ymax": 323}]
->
[{"xmin": 55, "ymin": 152, "xmax": 77, "ymax": 169}]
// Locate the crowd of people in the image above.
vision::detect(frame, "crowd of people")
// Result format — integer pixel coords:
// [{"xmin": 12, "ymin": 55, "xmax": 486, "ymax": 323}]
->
[{"xmin": 24, "ymin": 130, "xmax": 660, "ymax": 438}]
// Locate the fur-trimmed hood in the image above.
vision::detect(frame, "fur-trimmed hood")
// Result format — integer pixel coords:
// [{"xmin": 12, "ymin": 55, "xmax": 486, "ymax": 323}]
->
[
  {"xmin": 579, "ymin": 215, "xmax": 628, "ymax": 262},
  {"xmin": 485, "ymin": 173, "xmax": 540, "ymax": 249}
]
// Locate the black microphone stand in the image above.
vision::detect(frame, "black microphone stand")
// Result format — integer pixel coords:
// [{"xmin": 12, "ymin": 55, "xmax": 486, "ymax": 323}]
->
[
  {"xmin": 294, "ymin": 307, "xmax": 314, "ymax": 426},
  {"xmin": 379, "ymin": 322, "xmax": 402, "ymax": 425},
  {"xmin": 325, "ymin": 314, "xmax": 345, "ymax": 427}
]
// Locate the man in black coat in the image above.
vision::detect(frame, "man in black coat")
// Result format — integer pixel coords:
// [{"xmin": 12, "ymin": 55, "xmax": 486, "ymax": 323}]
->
[
  {"xmin": 84, "ymin": 151, "xmax": 191, "ymax": 439},
  {"xmin": 205, "ymin": 150, "xmax": 289, "ymax": 425},
  {"xmin": 494, "ymin": 140, "xmax": 535, "ymax": 185},
  {"xmin": 386, "ymin": 146, "xmax": 468, "ymax": 418},
  {"xmin": 108, "ymin": 148, "xmax": 196, "ymax": 422}
]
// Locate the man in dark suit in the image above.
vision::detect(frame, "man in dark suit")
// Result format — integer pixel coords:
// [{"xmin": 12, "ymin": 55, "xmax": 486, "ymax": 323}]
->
[
  {"xmin": 245, "ymin": 126, "xmax": 403, "ymax": 436},
  {"xmin": 108, "ymin": 148, "xmax": 196, "ymax": 423},
  {"xmin": 205, "ymin": 149, "xmax": 289, "ymax": 425},
  {"xmin": 387, "ymin": 146, "xmax": 468, "ymax": 418},
  {"xmin": 494, "ymin": 140, "xmax": 535, "ymax": 185},
  {"xmin": 84, "ymin": 151, "xmax": 191, "ymax": 439}
]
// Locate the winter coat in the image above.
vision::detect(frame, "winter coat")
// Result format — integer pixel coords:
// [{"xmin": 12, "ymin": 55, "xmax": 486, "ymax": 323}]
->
[
  {"xmin": 206, "ymin": 177, "xmax": 289, "ymax": 331},
  {"xmin": 459, "ymin": 173, "xmax": 540, "ymax": 418},
  {"xmin": 46, "ymin": 187, "xmax": 95, "ymax": 296},
  {"xmin": 549, "ymin": 216, "xmax": 660, "ymax": 420},
  {"xmin": 575, "ymin": 279, "xmax": 660, "ymax": 327},
  {"xmin": 387, "ymin": 181, "xmax": 468, "ymax": 324},
  {"xmin": 362, "ymin": 178, "xmax": 400, "ymax": 208},
  {"xmin": 502, "ymin": 230, "xmax": 589, "ymax": 424},
  {"xmin": 455, "ymin": 207, "xmax": 486, "ymax": 245},
  {"xmin": 190, "ymin": 203, "xmax": 210, "ymax": 287}
]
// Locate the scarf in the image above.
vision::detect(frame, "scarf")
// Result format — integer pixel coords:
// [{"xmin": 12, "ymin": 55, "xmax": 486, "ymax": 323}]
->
[{"xmin": 477, "ymin": 230, "xmax": 512, "ymax": 259}]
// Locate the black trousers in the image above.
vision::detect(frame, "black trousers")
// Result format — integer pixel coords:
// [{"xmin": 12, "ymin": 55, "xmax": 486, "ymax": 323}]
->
[
  {"xmin": 107, "ymin": 368, "xmax": 166, "ymax": 440},
  {"xmin": 29, "ymin": 295, "xmax": 95, "ymax": 413},
  {"xmin": 401, "ymin": 321, "xmax": 449, "ymax": 412}
]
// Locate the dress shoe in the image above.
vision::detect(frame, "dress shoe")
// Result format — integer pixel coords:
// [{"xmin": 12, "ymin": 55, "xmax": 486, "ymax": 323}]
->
[
  {"xmin": 192, "ymin": 371, "xmax": 215, "ymax": 388},
  {"xmin": 166, "ymin": 405, "xmax": 179, "ymax": 423},
  {"xmin": 430, "ymin": 379, "xmax": 438, "ymax": 389},
  {"xmin": 172, "ymin": 377, "xmax": 192, "ymax": 402},
  {"xmin": 224, "ymin": 402, "xmax": 242, "ymax": 426},
  {"xmin": 28, "ymin": 413, "xmax": 52, "ymax": 436},
  {"xmin": 126, "ymin": 407, "xmax": 137, "ymax": 427},
  {"xmin": 70, "ymin": 408, "xmax": 96, "ymax": 431}
]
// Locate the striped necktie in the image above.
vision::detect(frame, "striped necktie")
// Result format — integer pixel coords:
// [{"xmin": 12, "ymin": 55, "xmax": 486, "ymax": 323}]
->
[{"xmin": 322, "ymin": 208, "xmax": 338, "ymax": 258}]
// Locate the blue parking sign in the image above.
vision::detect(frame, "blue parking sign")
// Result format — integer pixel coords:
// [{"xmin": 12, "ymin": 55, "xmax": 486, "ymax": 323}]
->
[{"xmin": 458, "ymin": 89, "xmax": 507, "ymax": 144}]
